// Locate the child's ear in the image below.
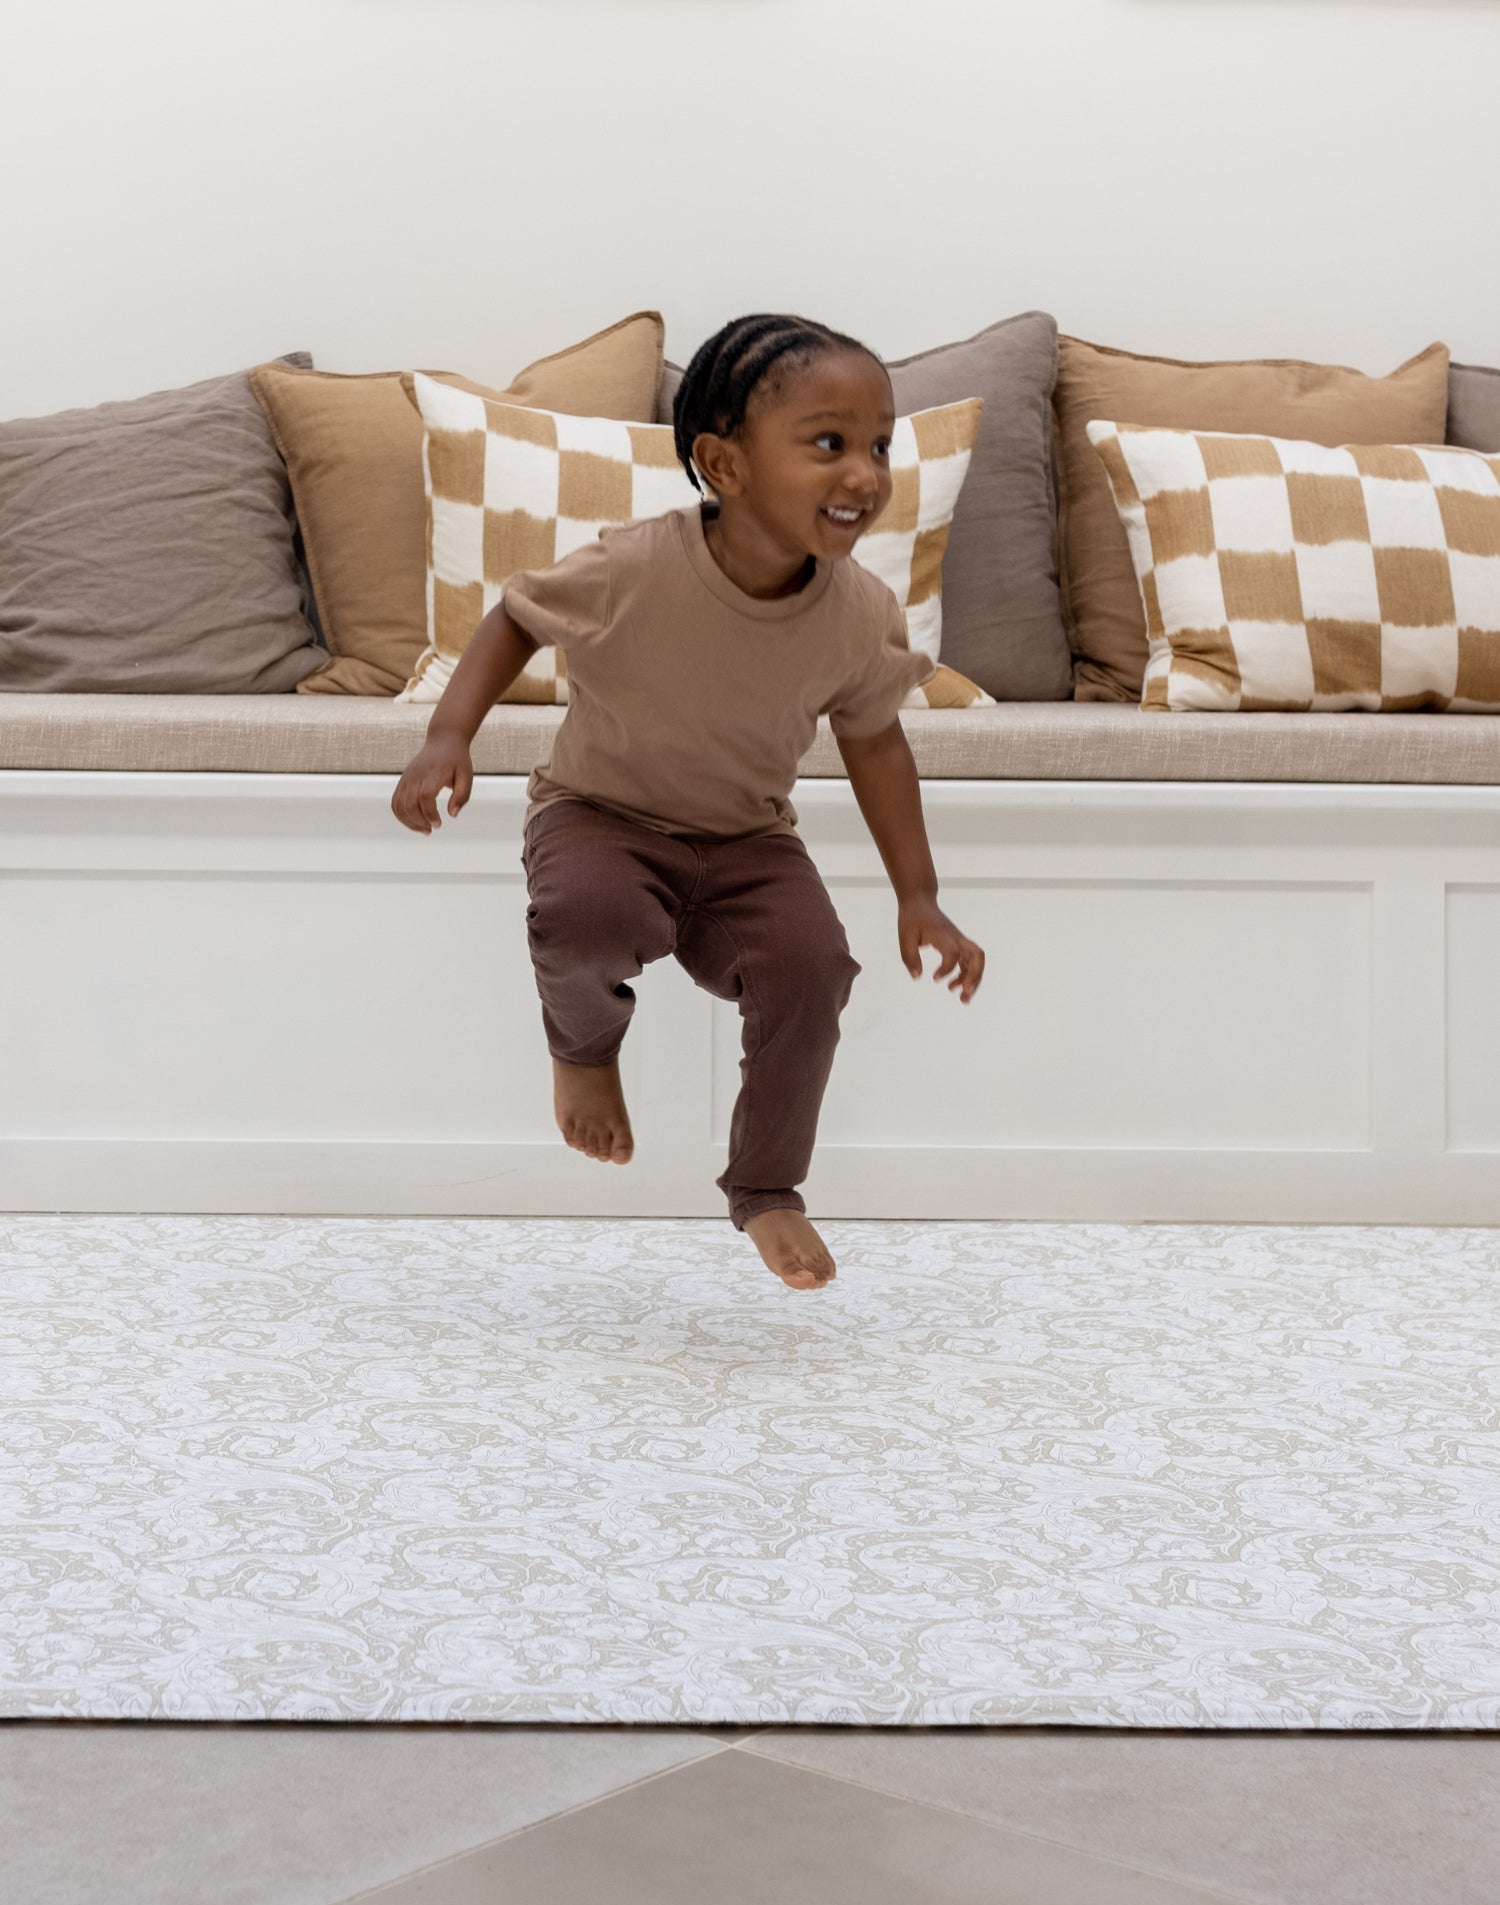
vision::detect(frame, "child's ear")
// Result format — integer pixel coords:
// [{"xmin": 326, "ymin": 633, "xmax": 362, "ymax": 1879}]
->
[{"xmin": 691, "ymin": 430, "xmax": 743, "ymax": 498}]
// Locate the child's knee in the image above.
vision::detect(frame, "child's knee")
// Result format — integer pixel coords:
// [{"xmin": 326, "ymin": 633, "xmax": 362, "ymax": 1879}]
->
[
  {"xmin": 766, "ymin": 936, "xmax": 860, "ymax": 1008},
  {"xmin": 527, "ymin": 891, "xmax": 676, "ymax": 971}
]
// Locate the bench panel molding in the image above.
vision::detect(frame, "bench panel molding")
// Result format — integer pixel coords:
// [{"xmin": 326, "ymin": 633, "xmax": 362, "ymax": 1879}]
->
[{"xmin": 2, "ymin": 772, "xmax": 1497, "ymax": 1223}]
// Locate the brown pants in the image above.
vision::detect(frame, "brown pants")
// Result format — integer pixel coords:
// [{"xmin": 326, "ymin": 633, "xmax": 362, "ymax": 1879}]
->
[{"xmin": 521, "ymin": 797, "xmax": 862, "ymax": 1231}]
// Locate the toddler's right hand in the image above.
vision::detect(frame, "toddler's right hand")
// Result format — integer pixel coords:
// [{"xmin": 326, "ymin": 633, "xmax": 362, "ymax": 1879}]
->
[{"xmin": 391, "ymin": 739, "xmax": 473, "ymax": 834}]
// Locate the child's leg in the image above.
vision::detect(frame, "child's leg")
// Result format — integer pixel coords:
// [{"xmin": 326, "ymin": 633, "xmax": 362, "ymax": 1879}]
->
[
  {"xmin": 671, "ymin": 832, "xmax": 861, "ymax": 1234},
  {"xmin": 521, "ymin": 799, "xmax": 692, "ymax": 1068}
]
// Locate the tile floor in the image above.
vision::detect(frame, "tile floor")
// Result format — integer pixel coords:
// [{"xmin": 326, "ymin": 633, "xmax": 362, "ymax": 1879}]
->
[{"xmin": 3, "ymin": 1723, "xmax": 1495, "ymax": 1903}]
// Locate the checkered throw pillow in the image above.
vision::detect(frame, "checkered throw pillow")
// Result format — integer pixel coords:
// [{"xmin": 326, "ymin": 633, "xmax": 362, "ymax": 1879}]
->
[
  {"xmin": 1088, "ymin": 420, "xmax": 1500, "ymax": 712},
  {"xmin": 395, "ymin": 373, "xmax": 989, "ymax": 705}
]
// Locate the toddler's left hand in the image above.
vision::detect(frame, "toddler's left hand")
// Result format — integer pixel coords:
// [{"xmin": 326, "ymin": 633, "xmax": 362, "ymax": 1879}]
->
[{"xmin": 897, "ymin": 895, "xmax": 985, "ymax": 1003}]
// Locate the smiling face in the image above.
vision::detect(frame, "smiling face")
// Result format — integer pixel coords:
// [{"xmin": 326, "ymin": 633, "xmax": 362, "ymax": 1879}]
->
[{"xmin": 693, "ymin": 348, "xmax": 897, "ymax": 566}]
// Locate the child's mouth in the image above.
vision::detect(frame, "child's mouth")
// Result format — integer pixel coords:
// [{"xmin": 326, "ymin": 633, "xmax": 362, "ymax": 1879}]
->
[{"xmin": 820, "ymin": 507, "xmax": 865, "ymax": 530}]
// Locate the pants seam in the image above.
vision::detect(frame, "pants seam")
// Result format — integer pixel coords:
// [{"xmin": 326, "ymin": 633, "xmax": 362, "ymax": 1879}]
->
[{"xmin": 683, "ymin": 842, "xmax": 709, "ymax": 910}]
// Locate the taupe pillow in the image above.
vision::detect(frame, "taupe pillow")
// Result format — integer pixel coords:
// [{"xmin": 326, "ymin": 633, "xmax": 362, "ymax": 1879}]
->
[
  {"xmin": 1448, "ymin": 362, "xmax": 1500, "ymax": 454},
  {"xmin": 1054, "ymin": 336, "xmax": 1452, "ymax": 703},
  {"xmin": 0, "ymin": 353, "xmax": 325, "ymax": 694},
  {"xmin": 657, "ymin": 311, "xmax": 1071, "ymax": 701}
]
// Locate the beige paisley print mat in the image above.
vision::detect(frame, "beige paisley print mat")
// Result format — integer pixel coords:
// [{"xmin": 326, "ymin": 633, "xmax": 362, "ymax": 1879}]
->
[{"xmin": 3, "ymin": 1214, "xmax": 1497, "ymax": 1727}]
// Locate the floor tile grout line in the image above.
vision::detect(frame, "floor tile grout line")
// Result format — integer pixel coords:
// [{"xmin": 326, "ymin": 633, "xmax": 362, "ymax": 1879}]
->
[
  {"xmin": 332, "ymin": 1736, "xmax": 747, "ymax": 1904},
  {"xmin": 330, "ymin": 1734, "xmax": 1262, "ymax": 1905},
  {"xmin": 727, "ymin": 1739, "xmax": 1264, "ymax": 1905}
]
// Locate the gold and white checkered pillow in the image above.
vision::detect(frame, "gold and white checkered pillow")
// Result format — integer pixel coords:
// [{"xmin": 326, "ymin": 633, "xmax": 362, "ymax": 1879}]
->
[
  {"xmin": 395, "ymin": 374, "xmax": 697, "ymax": 703},
  {"xmin": 395, "ymin": 373, "xmax": 990, "ymax": 706},
  {"xmin": 859, "ymin": 396, "xmax": 984, "ymax": 670},
  {"xmin": 1088, "ymin": 420, "xmax": 1500, "ymax": 712}
]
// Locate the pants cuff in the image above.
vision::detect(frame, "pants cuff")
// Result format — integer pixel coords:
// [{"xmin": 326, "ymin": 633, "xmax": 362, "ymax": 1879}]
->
[{"xmin": 730, "ymin": 1192, "xmax": 806, "ymax": 1233}]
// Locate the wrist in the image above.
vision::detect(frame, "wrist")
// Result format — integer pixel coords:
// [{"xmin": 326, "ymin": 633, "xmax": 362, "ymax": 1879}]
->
[{"xmin": 425, "ymin": 716, "xmax": 475, "ymax": 750}]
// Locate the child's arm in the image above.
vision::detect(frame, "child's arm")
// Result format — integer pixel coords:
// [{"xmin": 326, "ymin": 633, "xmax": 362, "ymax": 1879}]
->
[
  {"xmin": 835, "ymin": 719, "xmax": 986, "ymax": 1004},
  {"xmin": 391, "ymin": 603, "xmax": 538, "ymax": 833}
]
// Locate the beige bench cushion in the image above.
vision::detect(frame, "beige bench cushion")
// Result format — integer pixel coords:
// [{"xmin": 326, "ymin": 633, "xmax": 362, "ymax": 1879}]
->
[{"xmin": 2, "ymin": 695, "xmax": 1498, "ymax": 782}]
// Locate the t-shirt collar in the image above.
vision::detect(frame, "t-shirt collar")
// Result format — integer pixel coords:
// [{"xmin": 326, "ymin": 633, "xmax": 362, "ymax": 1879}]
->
[{"xmin": 677, "ymin": 501, "xmax": 837, "ymax": 621}]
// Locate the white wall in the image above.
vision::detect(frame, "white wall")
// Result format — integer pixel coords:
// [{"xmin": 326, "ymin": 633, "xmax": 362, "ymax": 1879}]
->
[{"xmin": 4, "ymin": 0, "xmax": 1498, "ymax": 420}]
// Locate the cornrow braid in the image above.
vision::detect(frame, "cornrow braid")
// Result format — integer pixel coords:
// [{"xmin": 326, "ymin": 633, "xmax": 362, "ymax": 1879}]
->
[{"xmin": 671, "ymin": 312, "xmax": 881, "ymax": 496}]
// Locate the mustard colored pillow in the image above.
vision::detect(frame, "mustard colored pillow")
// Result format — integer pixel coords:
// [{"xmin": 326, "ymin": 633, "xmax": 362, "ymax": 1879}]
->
[
  {"xmin": 1088, "ymin": 420, "xmax": 1500, "ymax": 712},
  {"xmin": 1054, "ymin": 336, "xmax": 1452, "ymax": 703},
  {"xmin": 396, "ymin": 375, "xmax": 993, "ymax": 711},
  {"xmin": 249, "ymin": 312, "xmax": 665, "ymax": 696}
]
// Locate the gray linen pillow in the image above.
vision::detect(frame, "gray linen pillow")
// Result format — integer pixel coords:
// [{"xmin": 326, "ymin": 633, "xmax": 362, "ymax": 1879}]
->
[
  {"xmin": 657, "ymin": 311, "xmax": 1072, "ymax": 701},
  {"xmin": 1447, "ymin": 362, "xmax": 1500, "ymax": 453},
  {"xmin": 0, "ymin": 352, "xmax": 327, "ymax": 692}
]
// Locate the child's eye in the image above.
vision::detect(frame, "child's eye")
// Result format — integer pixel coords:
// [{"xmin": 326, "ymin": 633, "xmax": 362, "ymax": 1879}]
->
[{"xmin": 814, "ymin": 433, "xmax": 892, "ymax": 457}]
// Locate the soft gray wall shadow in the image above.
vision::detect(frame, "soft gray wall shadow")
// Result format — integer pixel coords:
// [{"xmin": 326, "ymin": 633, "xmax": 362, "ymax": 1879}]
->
[{"xmin": 1137, "ymin": 1, "xmax": 1497, "ymax": 9}]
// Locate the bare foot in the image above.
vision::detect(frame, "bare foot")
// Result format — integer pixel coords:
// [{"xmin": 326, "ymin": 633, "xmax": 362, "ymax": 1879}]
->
[
  {"xmin": 742, "ymin": 1208, "xmax": 837, "ymax": 1291},
  {"xmin": 552, "ymin": 1057, "xmax": 634, "ymax": 1164}
]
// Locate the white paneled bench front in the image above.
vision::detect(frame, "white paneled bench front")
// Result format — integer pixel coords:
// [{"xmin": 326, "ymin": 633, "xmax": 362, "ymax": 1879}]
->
[{"xmin": 2, "ymin": 698, "xmax": 1497, "ymax": 1222}]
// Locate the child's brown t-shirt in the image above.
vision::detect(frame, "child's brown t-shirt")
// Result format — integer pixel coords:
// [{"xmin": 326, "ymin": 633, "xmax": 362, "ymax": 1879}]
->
[{"xmin": 503, "ymin": 500, "xmax": 935, "ymax": 842}]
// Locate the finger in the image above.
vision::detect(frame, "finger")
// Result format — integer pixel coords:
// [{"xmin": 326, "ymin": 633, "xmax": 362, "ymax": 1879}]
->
[
  {"xmin": 899, "ymin": 930, "xmax": 922, "ymax": 978},
  {"xmin": 932, "ymin": 946, "xmax": 958, "ymax": 980},
  {"xmin": 420, "ymin": 779, "xmax": 443, "ymax": 829},
  {"xmin": 449, "ymin": 765, "xmax": 472, "ymax": 816}
]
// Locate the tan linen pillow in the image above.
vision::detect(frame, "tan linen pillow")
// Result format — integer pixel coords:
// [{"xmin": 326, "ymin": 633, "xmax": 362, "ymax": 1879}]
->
[
  {"xmin": 249, "ymin": 312, "xmax": 665, "ymax": 696},
  {"xmin": 1088, "ymin": 420, "xmax": 1500, "ymax": 712},
  {"xmin": 1055, "ymin": 336, "xmax": 1452, "ymax": 702},
  {"xmin": 1448, "ymin": 361, "xmax": 1500, "ymax": 454},
  {"xmin": 397, "ymin": 376, "xmax": 993, "ymax": 710}
]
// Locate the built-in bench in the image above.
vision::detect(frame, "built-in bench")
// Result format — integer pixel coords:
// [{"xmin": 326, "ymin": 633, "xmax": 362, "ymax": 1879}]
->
[{"xmin": 3, "ymin": 696, "xmax": 1497, "ymax": 1224}]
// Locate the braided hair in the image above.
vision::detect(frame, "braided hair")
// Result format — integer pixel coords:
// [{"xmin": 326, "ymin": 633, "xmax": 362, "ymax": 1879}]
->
[{"xmin": 671, "ymin": 313, "xmax": 882, "ymax": 497}]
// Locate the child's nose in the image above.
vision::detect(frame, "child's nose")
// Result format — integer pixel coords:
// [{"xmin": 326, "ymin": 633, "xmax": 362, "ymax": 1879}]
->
[{"xmin": 846, "ymin": 455, "xmax": 885, "ymax": 499}]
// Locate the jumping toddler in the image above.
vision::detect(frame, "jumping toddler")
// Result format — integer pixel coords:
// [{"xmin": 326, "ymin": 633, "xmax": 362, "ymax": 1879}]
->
[{"xmin": 392, "ymin": 313, "xmax": 986, "ymax": 1292}]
